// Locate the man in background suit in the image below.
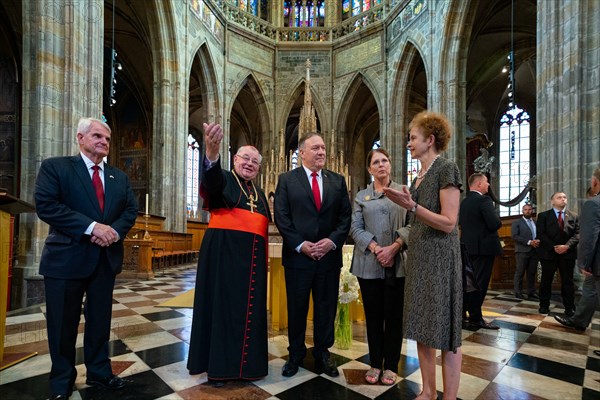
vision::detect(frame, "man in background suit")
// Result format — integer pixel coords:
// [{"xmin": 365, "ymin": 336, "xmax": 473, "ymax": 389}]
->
[
  {"xmin": 35, "ymin": 118, "xmax": 138, "ymax": 400},
  {"xmin": 511, "ymin": 203, "xmax": 540, "ymax": 299},
  {"xmin": 536, "ymin": 192, "xmax": 579, "ymax": 315},
  {"xmin": 274, "ymin": 132, "xmax": 352, "ymax": 378},
  {"xmin": 459, "ymin": 173, "xmax": 503, "ymax": 330},
  {"xmin": 554, "ymin": 168, "xmax": 600, "ymax": 330}
]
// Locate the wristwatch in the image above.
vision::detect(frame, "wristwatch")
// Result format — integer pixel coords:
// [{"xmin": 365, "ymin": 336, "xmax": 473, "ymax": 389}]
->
[{"xmin": 410, "ymin": 203, "xmax": 418, "ymax": 213}]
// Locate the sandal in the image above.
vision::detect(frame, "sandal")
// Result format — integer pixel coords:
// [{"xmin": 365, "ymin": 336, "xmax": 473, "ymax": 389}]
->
[
  {"xmin": 365, "ymin": 367, "xmax": 381, "ymax": 384},
  {"xmin": 380, "ymin": 369, "xmax": 397, "ymax": 385}
]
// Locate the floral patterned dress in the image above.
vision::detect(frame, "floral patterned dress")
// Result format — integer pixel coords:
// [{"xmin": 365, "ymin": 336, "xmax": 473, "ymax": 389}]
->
[{"xmin": 403, "ymin": 157, "xmax": 463, "ymax": 351}]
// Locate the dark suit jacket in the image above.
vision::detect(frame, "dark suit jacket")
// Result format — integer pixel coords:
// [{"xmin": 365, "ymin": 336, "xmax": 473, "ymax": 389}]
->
[
  {"xmin": 35, "ymin": 155, "xmax": 138, "ymax": 279},
  {"xmin": 536, "ymin": 208, "xmax": 579, "ymax": 260},
  {"xmin": 511, "ymin": 217, "xmax": 537, "ymax": 253},
  {"xmin": 459, "ymin": 191, "xmax": 502, "ymax": 256},
  {"xmin": 577, "ymin": 194, "xmax": 600, "ymax": 275},
  {"xmin": 274, "ymin": 167, "xmax": 351, "ymax": 270}
]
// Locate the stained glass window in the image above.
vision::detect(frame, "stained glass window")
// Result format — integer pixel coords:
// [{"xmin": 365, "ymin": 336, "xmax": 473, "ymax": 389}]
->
[
  {"xmin": 498, "ymin": 105, "xmax": 531, "ymax": 216},
  {"xmin": 291, "ymin": 149, "xmax": 299, "ymax": 169},
  {"xmin": 186, "ymin": 134, "xmax": 201, "ymax": 218},
  {"xmin": 285, "ymin": 0, "xmax": 325, "ymax": 27},
  {"xmin": 406, "ymin": 147, "xmax": 419, "ymax": 187},
  {"xmin": 347, "ymin": 0, "xmax": 380, "ymax": 17}
]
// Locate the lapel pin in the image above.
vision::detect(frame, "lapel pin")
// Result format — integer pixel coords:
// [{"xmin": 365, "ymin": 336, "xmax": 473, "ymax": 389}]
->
[{"xmin": 109, "ymin": 175, "xmax": 115, "ymax": 179}]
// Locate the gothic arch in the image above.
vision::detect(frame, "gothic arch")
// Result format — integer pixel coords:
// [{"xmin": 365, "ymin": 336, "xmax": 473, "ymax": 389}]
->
[
  {"xmin": 279, "ymin": 78, "xmax": 326, "ymax": 153},
  {"xmin": 227, "ymin": 73, "xmax": 272, "ymax": 160},
  {"xmin": 336, "ymin": 72, "xmax": 381, "ymax": 191},
  {"xmin": 189, "ymin": 43, "xmax": 221, "ymax": 138},
  {"xmin": 388, "ymin": 39, "xmax": 428, "ymax": 183}
]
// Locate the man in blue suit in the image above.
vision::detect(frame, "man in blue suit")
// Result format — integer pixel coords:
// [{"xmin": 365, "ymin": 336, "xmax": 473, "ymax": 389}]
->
[
  {"xmin": 274, "ymin": 132, "xmax": 351, "ymax": 378},
  {"xmin": 511, "ymin": 203, "xmax": 540, "ymax": 299},
  {"xmin": 35, "ymin": 117, "xmax": 138, "ymax": 400}
]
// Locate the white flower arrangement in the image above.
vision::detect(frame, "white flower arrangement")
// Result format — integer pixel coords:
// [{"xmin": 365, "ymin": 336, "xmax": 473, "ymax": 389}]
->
[{"xmin": 338, "ymin": 251, "xmax": 360, "ymax": 304}]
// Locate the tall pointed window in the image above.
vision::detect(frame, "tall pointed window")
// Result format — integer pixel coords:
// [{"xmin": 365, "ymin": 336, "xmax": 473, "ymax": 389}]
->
[
  {"xmin": 186, "ymin": 134, "xmax": 201, "ymax": 218},
  {"xmin": 498, "ymin": 105, "xmax": 531, "ymax": 216}
]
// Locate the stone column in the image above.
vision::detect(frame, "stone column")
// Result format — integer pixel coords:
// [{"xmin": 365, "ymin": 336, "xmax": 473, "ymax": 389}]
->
[
  {"xmin": 537, "ymin": 0, "xmax": 600, "ymax": 211},
  {"xmin": 17, "ymin": 0, "xmax": 104, "ymax": 308},
  {"xmin": 271, "ymin": 0, "xmax": 283, "ymax": 27},
  {"xmin": 325, "ymin": 0, "xmax": 340, "ymax": 27}
]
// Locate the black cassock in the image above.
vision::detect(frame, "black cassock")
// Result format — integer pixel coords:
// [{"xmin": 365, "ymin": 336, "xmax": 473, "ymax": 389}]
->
[{"xmin": 187, "ymin": 157, "xmax": 271, "ymax": 380}]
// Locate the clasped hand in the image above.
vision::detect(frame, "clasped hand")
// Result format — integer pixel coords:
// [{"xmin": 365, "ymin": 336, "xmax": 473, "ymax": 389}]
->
[
  {"xmin": 302, "ymin": 238, "xmax": 335, "ymax": 260},
  {"xmin": 374, "ymin": 245, "xmax": 396, "ymax": 268},
  {"xmin": 91, "ymin": 223, "xmax": 119, "ymax": 247}
]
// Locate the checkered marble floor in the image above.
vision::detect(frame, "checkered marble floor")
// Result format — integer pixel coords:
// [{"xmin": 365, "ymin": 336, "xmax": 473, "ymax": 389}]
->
[{"xmin": 1, "ymin": 265, "xmax": 599, "ymax": 399}]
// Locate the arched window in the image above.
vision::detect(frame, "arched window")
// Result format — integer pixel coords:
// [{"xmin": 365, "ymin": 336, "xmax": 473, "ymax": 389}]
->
[
  {"xmin": 498, "ymin": 105, "xmax": 531, "ymax": 216},
  {"xmin": 186, "ymin": 134, "xmax": 201, "ymax": 218},
  {"xmin": 284, "ymin": 0, "xmax": 325, "ymax": 27}
]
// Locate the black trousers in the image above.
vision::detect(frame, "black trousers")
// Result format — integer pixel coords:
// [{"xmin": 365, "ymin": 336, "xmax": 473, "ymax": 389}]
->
[
  {"xmin": 464, "ymin": 255, "xmax": 495, "ymax": 322},
  {"xmin": 44, "ymin": 253, "xmax": 115, "ymax": 396},
  {"xmin": 284, "ymin": 266, "xmax": 340, "ymax": 361},
  {"xmin": 357, "ymin": 277, "xmax": 405, "ymax": 372},
  {"xmin": 539, "ymin": 257, "xmax": 576, "ymax": 310},
  {"xmin": 514, "ymin": 252, "xmax": 538, "ymax": 295}
]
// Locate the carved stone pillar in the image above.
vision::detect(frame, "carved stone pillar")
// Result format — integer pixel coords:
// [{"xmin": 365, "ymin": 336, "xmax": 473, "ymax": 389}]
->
[
  {"xmin": 537, "ymin": 0, "xmax": 600, "ymax": 211},
  {"xmin": 17, "ymin": 0, "xmax": 104, "ymax": 308}
]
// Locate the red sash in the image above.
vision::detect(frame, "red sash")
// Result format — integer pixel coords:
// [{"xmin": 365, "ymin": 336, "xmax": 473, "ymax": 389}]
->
[{"xmin": 208, "ymin": 208, "xmax": 268, "ymax": 241}]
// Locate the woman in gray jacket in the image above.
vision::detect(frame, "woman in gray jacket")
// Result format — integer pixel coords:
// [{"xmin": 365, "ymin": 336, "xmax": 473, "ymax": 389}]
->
[{"xmin": 350, "ymin": 148, "xmax": 410, "ymax": 385}]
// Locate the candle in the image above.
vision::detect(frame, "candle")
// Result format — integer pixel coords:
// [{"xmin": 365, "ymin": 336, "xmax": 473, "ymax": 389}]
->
[{"xmin": 145, "ymin": 193, "xmax": 149, "ymax": 215}]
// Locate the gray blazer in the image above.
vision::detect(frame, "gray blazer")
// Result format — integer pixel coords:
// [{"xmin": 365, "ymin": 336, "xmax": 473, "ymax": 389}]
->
[
  {"xmin": 511, "ymin": 217, "xmax": 537, "ymax": 253},
  {"xmin": 577, "ymin": 194, "xmax": 600, "ymax": 276},
  {"xmin": 350, "ymin": 181, "xmax": 410, "ymax": 279}
]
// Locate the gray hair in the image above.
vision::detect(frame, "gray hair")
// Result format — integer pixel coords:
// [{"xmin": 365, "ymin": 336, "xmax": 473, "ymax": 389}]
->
[{"xmin": 77, "ymin": 117, "xmax": 111, "ymax": 135}]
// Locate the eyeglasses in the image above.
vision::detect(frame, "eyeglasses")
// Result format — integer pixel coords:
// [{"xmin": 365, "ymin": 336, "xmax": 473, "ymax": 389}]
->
[{"xmin": 238, "ymin": 154, "xmax": 261, "ymax": 167}]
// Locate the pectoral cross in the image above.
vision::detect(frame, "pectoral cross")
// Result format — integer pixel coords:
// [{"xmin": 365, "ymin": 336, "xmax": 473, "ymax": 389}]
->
[{"xmin": 247, "ymin": 194, "xmax": 257, "ymax": 213}]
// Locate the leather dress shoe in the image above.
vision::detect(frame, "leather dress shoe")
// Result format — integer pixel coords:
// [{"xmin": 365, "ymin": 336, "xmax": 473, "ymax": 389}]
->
[
  {"xmin": 86, "ymin": 374, "xmax": 125, "ymax": 389},
  {"xmin": 515, "ymin": 293, "xmax": 525, "ymax": 299},
  {"xmin": 564, "ymin": 308, "xmax": 575, "ymax": 317},
  {"xmin": 554, "ymin": 315, "xmax": 585, "ymax": 331},
  {"xmin": 528, "ymin": 292, "xmax": 539, "ymax": 300},
  {"xmin": 282, "ymin": 359, "xmax": 302, "ymax": 377},
  {"xmin": 315, "ymin": 357, "xmax": 339, "ymax": 377},
  {"xmin": 208, "ymin": 378, "xmax": 227, "ymax": 387},
  {"xmin": 469, "ymin": 319, "xmax": 500, "ymax": 330},
  {"xmin": 47, "ymin": 395, "xmax": 68, "ymax": 400},
  {"xmin": 539, "ymin": 306, "xmax": 549, "ymax": 314}
]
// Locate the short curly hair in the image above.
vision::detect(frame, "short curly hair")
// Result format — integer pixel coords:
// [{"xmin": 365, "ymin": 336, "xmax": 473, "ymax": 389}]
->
[{"xmin": 409, "ymin": 111, "xmax": 452, "ymax": 152}]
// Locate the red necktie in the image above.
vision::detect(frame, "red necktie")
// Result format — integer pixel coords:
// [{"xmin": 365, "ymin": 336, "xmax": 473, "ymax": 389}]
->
[
  {"xmin": 557, "ymin": 211, "xmax": 564, "ymax": 230},
  {"xmin": 311, "ymin": 172, "xmax": 321, "ymax": 211},
  {"xmin": 92, "ymin": 165, "xmax": 105, "ymax": 212}
]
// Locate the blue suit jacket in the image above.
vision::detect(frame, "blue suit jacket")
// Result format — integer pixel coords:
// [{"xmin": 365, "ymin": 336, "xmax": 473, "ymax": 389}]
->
[
  {"xmin": 274, "ymin": 167, "xmax": 351, "ymax": 270},
  {"xmin": 511, "ymin": 217, "xmax": 537, "ymax": 254},
  {"xmin": 35, "ymin": 155, "xmax": 138, "ymax": 278}
]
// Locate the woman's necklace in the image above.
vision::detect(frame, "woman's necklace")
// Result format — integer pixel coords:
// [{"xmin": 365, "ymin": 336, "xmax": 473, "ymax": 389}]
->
[
  {"xmin": 416, "ymin": 155, "xmax": 440, "ymax": 179},
  {"xmin": 232, "ymin": 171, "xmax": 258, "ymax": 213}
]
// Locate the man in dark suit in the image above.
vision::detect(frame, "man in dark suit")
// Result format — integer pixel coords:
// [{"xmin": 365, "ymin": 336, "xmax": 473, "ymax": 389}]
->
[
  {"xmin": 536, "ymin": 191, "xmax": 579, "ymax": 315},
  {"xmin": 511, "ymin": 203, "xmax": 540, "ymax": 299},
  {"xmin": 274, "ymin": 132, "xmax": 351, "ymax": 378},
  {"xmin": 35, "ymin": 118, "xmax": 138, "ymax": 399},
  {"xmin": 554, "ymin": 170, "xmax": 600, "ymax": 330},
  {"xmin": 459, "ymin": 173, "xmax": 503, "ymax": 330}
]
